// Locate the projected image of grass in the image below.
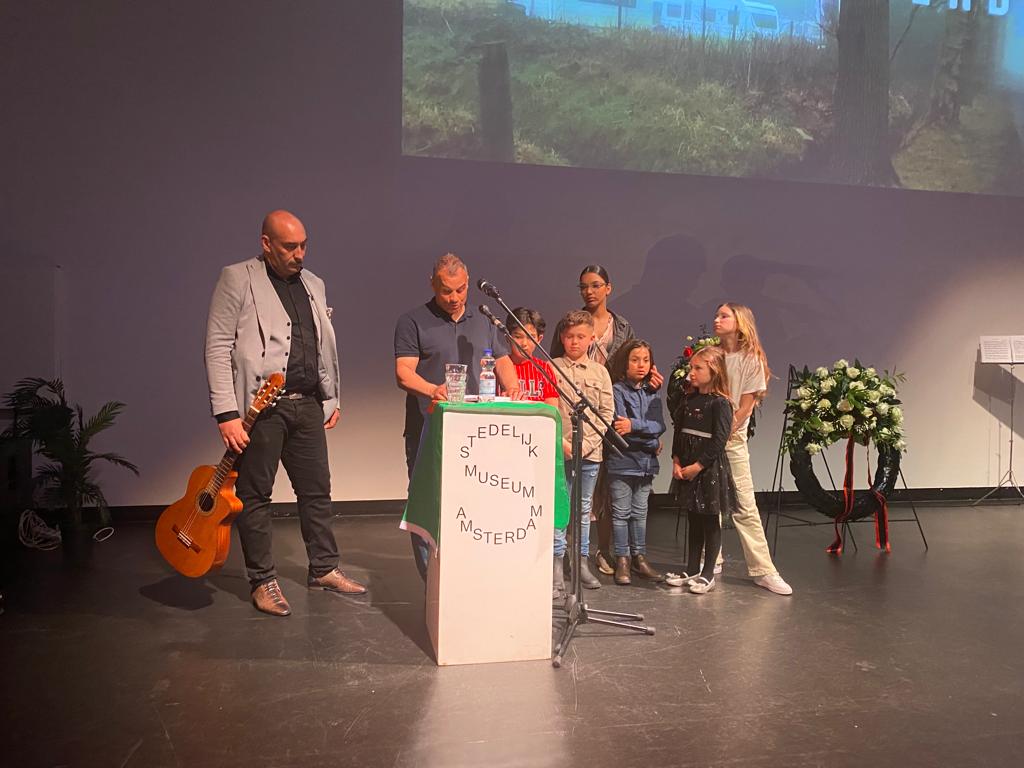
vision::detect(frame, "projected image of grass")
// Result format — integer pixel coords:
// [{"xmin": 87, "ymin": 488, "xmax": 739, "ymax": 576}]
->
[
  {"xmin": 404, "ymin": 1, "xmax": 1024, "ymax": 195},
  {"xmin": 404, "ymin": 0, "xmax": 820, "ymax": 177}
]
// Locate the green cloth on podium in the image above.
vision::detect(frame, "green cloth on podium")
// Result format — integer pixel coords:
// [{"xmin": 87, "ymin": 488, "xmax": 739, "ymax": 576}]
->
[{"xmin": 401, "ymin": 401, "xmax": 570, "ymax": 548}]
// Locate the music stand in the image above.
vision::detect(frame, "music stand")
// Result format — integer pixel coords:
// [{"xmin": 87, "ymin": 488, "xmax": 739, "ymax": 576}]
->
[{"xmin": 975, "ymin": 338, "xmax": 1024, "ymax": 503}]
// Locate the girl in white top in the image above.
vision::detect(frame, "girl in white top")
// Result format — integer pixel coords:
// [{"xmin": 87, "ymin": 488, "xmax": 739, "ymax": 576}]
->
[{"xmin": 713, "ymin": 302, "xmax": 793, "ymax": 595}]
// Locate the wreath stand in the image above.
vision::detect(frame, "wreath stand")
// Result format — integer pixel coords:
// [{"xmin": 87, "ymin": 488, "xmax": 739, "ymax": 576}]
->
[{"xmin": 766, "ymin": 365, "xmax": 928, "ymax": 555}]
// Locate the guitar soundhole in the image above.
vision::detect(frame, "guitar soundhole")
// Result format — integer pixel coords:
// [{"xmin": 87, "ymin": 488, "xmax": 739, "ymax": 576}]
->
[{"xmin": 197, "ymin": 492, "xmax": 215, "ymax": 513}]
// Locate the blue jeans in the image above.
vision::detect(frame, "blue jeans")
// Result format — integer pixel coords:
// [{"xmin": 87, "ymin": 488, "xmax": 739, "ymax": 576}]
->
[
  {"xmin": 555, "ymin": 460, "xmax": 599, "ymax": 557},
  {"xmin": 609, "ymin": 475, "xmax": 653, "ymax": 557}
]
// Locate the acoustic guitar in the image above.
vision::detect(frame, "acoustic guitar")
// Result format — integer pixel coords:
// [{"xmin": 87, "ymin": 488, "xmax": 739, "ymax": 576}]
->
[{"xmin": 155, "ymin": 373, "xmax": 285, "ymax": 577}]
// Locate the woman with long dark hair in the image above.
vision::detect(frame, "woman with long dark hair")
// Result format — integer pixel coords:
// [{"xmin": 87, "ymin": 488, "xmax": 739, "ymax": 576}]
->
[{"xmin": 552, "ymin": 265, "xmax": 664, "ymax": 577}]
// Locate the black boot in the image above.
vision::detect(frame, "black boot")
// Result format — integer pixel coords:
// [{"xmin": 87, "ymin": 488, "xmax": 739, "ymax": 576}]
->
[
  {"xmin": 576, "ymin": 557, "xmax": 602, "ymax": 590},
  {"xmin": 552, "ymin": 555, "xmax": 566, "ymax": 601}
]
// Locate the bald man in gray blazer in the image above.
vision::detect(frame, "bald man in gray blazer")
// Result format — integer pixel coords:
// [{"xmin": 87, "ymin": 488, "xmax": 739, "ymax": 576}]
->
[{"xmin": 206, "ymin": 210, "xmax": 365, "ymax": 616}]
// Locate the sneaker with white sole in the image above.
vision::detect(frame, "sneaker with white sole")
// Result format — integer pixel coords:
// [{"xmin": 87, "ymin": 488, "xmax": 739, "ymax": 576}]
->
[{"xmin": 753, "ymin": 573, "xmax": 793, "ymax": 595}]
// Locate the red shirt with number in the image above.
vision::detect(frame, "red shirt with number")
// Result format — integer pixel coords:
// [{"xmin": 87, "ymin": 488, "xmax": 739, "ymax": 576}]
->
[{"xmin": 512, "ymin": 358, "xmax": 558, "ymax": 402}]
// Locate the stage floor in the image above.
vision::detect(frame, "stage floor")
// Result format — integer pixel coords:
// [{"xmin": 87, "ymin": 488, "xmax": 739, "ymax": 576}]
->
[{"xmin": 2, "ymin": 504, "xmax": 1023, "ymax": 767}]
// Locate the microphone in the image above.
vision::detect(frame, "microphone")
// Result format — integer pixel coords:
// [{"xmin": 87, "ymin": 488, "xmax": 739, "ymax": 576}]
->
[
  {"xmin": 479, "ymin": 304, "xmax": 507, "ymax": 332},
  {"xmin": 477, "ymin": 279, "xmax": 501, "ymax": 300}
]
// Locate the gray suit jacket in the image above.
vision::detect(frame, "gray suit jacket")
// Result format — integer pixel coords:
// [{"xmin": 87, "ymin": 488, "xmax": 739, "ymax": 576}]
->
[{"xmin": 205, "ymin": 256, "xmax": 341, "ymax": 423}]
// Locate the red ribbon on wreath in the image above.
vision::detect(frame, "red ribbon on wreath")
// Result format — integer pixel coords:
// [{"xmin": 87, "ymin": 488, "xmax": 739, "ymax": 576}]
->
[
  {"xmin": 870, "ymin": 445, "xmax": 891, "ymax": 552},
  {"xmin": 826, "ymin": 437, "xmax": 856, "ymax": 554},
  {"xmin": 826, "ymin": 437, "xmax": 892, "ymax": 554}
]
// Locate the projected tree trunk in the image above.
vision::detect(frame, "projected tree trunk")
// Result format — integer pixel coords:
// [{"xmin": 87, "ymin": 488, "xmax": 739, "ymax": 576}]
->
[
  {"xmin": 479, "ymin": 42, "xmax": 515, "ymax": 163},
  {"xmin": 831, "ymin": 0, "xmax": 898, "ymax": 185},
  {"xmin": 928, "ymin": 3, "xmax": 980, "ymax": 125}
]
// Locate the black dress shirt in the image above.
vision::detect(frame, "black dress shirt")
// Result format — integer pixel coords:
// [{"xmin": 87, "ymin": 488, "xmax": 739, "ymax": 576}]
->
[
  {"xmin": 214, "ymin": 263, "xmax": 321, "ymax": 423},
  {"xmin": 266, "ymin": 262, "xmax": 320, "ymax": 396}
]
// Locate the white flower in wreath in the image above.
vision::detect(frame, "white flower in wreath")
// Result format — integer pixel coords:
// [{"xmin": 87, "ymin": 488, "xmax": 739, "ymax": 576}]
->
[
  {"xmin": 879, "ymin": 427, "xmax": 893, "ymax": 438},
  {"xmin": 819, "ymin": 377, "xmax": 836, "ymax": 393},
  {"xmin": 862, "ymin": 406, "xmax": 873, "ymax": 416},
  {"xmin": 847, "ymin": 367, "xmax": 861, "ymax": 378},
  {"xmin": 849, "ymin": 380, "xmax": 866, "ymax": 391},
  {"xmin": 836, "ymin": 399, "xmax": 853, "ymax": 413},
  {"xmin": 800, "ymin": 400, "xmax": 813, "ymax": 411},
  {"xmin": 796, "ymin": 386, "xmax": 813, "ymax": 399},
  {"xmin": 891, "ymin": 406, "xmax": 904, "ymax": 424},
  {"xmin": 875, "ymin": 402, "xmax": 890, "ymax": 416},
  {"xmin": 815, "ymin": 366, "xmax": 829, "ymax": 378},
  {"xmin": 879, "ymin": 384, "xmax": 895, "ymax": 397},
  {"xmin": 838, "ymin": 414, "xmax": 855, "ymax": 430},
  {"xmin": 868, "ymin": 417, "xmax": 878, "ymax": 429},
  {"xmin": 806, "ymin": 443, "xmax": 823, "ymax": 455},
  {"xmin": 818, "ymin": 421, "xmax": 835, "ymax": 434},
  {"xmin": 865, "ymin": 367, "xmax": 877, "ymax": 377},
  {"xmin": 865, "ymin": 389, "xmax": 882, "ymax": 403},
  {"xmin": 834, "ymin": 359, "xmax": 849, "ymax": 370},
  {"xmin": 816, "ymin": 398, "xmax": 832, "ymax": 411},
  {"xmin": 896, "ymin": 438, "xmax": 907, "ymax": 450}
]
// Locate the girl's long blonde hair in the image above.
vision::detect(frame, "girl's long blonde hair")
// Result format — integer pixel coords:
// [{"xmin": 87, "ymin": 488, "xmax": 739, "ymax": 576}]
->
[
  {"xmin": 719, "ymin": 302, "xmax": 771, "ymax": 400},
  {"xmin": 690, "ymin": 346, "xmax": 732, "ymax": 402}
]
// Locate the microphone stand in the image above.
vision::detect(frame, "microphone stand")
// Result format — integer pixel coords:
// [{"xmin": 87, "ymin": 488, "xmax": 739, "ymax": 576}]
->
[{"xmin": 479, "ymin": 290, "xmax": 654, "ymax": 669}]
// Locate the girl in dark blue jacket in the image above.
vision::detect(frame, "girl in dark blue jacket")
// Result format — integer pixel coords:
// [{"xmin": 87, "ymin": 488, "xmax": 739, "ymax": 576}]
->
[{"xmin": 607, "ymin": 340, "xmax": 667, "ymax": 585}]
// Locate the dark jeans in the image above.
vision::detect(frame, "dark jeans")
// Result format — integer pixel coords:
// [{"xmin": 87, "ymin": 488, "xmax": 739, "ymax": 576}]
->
[
  {"xmin": 234, "ymin": 396, "xmax": 339, "ymax": 589},
  {"xmin": 405, "ymin": 412, "xmax": 430, "ymax": 581}
]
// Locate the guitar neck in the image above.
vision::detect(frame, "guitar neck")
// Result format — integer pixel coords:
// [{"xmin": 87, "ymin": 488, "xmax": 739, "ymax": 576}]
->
[{"xmin": 206, "ymin": 406, "xmax": 261, "ymax": 496}]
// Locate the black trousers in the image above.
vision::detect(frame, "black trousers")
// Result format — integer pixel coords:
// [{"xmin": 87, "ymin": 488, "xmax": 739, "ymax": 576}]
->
[{"xmin": 234, "ymin": 396, "xmax": 339, "ymax": 588}]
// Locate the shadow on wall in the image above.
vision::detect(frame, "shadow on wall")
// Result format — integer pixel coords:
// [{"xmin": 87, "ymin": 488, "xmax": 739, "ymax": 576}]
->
[
  {"xmin": 973, "ymin": 350, "xmax": 1023, "ymax": 436},
  {"xmin": 611, "ymin": 233, "xmax": 844, "ymax": 373},
  {"xmin": 610, "ymin": 233, "xmax": 708, "ymax": 365}
]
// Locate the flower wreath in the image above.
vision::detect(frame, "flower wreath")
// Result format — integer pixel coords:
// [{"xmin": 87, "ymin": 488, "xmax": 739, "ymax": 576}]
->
[{"xmin": 782, "ymin": 360, "xmax": 906, "ymax": 553}]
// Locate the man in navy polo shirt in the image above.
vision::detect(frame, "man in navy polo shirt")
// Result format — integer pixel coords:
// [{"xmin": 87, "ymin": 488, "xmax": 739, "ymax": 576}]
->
[{"xmin": 394, "ymin": 253, "xmax": 521, "ymax": 580}]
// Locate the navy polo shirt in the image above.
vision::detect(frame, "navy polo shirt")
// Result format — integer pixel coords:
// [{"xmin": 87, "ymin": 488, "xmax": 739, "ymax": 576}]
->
[{"xmin": 394, "ymin": 298, "xmax": 509, "ymax": 434}]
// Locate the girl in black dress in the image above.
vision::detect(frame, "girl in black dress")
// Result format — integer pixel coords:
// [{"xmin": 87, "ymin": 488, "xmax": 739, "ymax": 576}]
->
[{"xmin": 666, "ymin": 346, "xmax": 737, "ymax": 594}]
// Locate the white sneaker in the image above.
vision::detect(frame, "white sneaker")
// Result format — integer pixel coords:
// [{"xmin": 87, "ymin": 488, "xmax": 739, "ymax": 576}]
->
[{"xmin": 754, "ymin": 573, "xmax": 793, "ymax": 595}]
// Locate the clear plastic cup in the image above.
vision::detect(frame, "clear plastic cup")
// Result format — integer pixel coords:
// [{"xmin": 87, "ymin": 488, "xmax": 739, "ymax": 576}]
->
[{"xmin": 444, "ymin": 363, "xmax": 468, "ymax": 403}]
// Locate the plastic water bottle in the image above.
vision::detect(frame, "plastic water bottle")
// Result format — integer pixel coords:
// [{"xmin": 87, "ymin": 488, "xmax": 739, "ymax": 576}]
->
[{"xmin": 479, "ymin": 348, "xmax": 496, "ymax": 402}]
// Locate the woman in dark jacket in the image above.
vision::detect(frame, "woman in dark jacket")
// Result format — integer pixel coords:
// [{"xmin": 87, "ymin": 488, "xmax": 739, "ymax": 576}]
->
[{"xmin": 552, "ymin": 265, "xmax": 664, "ymax": 576}]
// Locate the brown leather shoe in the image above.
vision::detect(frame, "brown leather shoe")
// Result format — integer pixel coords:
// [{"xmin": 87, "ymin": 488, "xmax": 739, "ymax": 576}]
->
[
  {"xmin": 614, "ymin": 555, "xmax": 631, "ymax": 585},
  {"xmin": 632, "ymin": 554, "xmax": 665, "ymax": 582},
  {"xmin": 595, "ymin": 551, "xmax": 615, "ymax": 576},
  {"xmin": 308, "ymin": 568, "xmax": 367, "ymax": 595},
  {"xmin": 252, "ymin": 578, "xmax": 291, "ymax": 616}
]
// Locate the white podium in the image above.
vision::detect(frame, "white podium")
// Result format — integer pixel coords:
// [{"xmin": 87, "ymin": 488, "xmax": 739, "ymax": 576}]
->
[{"xmin": 402, "ymin": 402, "xmax": 568, "ymax": 665}]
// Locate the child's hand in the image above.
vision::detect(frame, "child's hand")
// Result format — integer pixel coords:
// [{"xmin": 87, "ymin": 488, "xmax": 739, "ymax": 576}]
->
[
  {"xmin": 649, "ymin": 365, "xmax": 664, "ymax": 391},
  {"xmin": 679, "ymin": 463, "xmax": 702, "ymax": 481},
  {"xmin": 613, "ymin": 416, "xmax": 631, "ymax": 435},
  {"xmin": 672, "ymin": 462, "xmax": 685, "ymax": 480}
]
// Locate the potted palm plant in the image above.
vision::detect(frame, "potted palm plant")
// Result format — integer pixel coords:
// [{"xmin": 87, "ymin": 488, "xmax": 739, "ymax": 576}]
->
[{"xmin": 2, "ymin": 377, "xmax": 138, "ymax": 562}]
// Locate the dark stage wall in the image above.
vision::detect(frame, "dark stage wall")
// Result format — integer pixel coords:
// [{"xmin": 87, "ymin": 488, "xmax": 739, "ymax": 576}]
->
[{"xmin": 2, "ymin": 0, "xmax": 1023, "ymax": 506}]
